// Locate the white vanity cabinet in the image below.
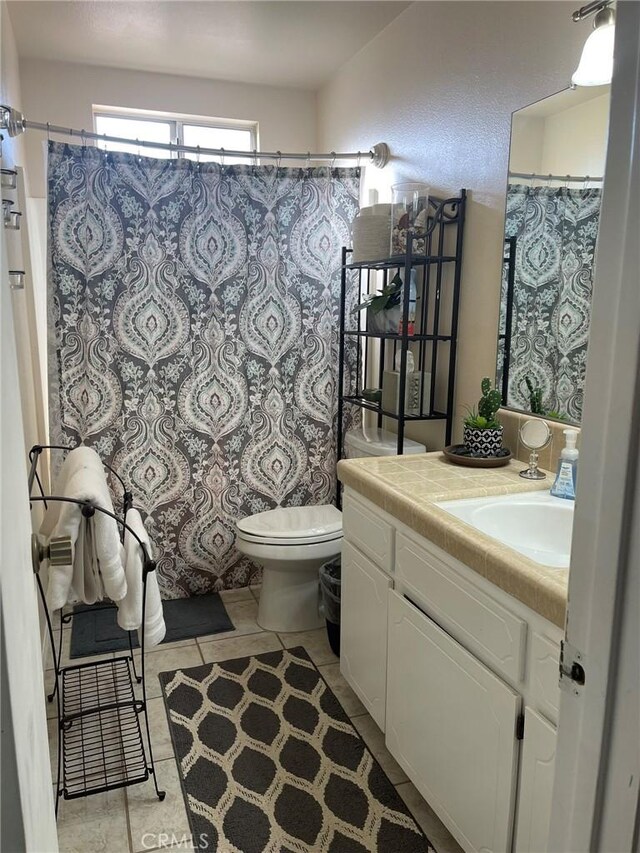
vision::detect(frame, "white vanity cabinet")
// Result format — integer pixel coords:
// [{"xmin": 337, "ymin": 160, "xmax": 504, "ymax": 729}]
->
[
  {"xmin": 340, "ymin": 539, "xmax": 391, "ymax": 729},
  {"xmin": 514, "ymin": 709, "xmax": 557, "ymax": 853},
  {"xmin": 386, "ymin": 590, "xmax": 520, "ymax": 853},
  {"xmin": 340, "ymin": 487, "xmax": 563, "ymax": 853}
]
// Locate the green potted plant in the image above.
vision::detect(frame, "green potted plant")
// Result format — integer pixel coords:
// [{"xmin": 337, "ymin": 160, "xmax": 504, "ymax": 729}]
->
[
  {"xmin": 463, "ymin": 377, "xmax": 503, "ymax": 456},
  {"xmin": 355, "ymin": 272, "xmax": 403, "ymax": 334}
]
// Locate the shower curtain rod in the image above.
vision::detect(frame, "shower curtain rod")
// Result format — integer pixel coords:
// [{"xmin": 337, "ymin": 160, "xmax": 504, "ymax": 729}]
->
[
  {"xmin": 509, "ymin": 170, "xmax": 603, "ymax": 182},
  {"xmin": 0, "ymin": 105, "xmax": 390, "ymax": 168}
]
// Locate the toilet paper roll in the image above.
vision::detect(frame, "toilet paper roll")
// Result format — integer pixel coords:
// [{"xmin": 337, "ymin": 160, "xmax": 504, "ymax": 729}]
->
[{"xmin": 352, "ymin": 214, "xmax": 391, "ymax": 263}]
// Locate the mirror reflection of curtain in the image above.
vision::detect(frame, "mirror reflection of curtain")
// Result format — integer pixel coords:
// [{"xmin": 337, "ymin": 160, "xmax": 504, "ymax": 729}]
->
[
  {"xmin": 501, "ymin": 183, "xmax": 602, "ymax": 422},
  {"xmin": 47, "ymin": 141, "xmax": 359, "ymax": 597}
]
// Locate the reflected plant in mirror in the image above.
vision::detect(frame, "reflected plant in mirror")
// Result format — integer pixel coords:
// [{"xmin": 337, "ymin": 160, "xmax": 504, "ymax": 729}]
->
[
  {"xmin": 496, "ymin": 85, "xmax": 610, "ymax": 425},
  {"xmin": 525, "ymin": 376, "xmax": 566, "ymax": 421}
]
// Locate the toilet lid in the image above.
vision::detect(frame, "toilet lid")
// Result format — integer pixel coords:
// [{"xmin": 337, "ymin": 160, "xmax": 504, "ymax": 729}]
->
[{"xmin": 236, "ymin": 505, "xmax": 342, "ymax": 544}]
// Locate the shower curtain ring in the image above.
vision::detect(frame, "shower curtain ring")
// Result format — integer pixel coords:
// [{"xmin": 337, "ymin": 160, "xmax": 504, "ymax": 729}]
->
[
  {"xmin": 81, "ymin": 129, "xmax": 87, "ymax": 150},
  {"xmin": 583, "ymin": 175, "xmax": 590, "ymax": 190},
  {"xmin": 253, "ymin": 148, "xmax": 258, "ymax": 169},
  {"xmin": 220, "ymin": 147, "xmax": 225, "ymax": 169},
  {"xmin": 276, "ymin": 151, "xmax": 282, "ymax": 171},
  {"xmin": 331, "ymin": 151, "xmax": 337, "ymax": 170},
  {"xmin": 196, "ymin": 145, "xmax": 201, "ymax": 164},
  {"xmin": 46, "ymin": 122, "xmax": 50, "ymax": 143}
]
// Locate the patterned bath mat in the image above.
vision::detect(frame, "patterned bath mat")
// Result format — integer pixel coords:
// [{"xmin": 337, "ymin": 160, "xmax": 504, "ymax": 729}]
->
[{"xmin": 159, "ymin": 647, "xmax": 433, "ymax": 852}]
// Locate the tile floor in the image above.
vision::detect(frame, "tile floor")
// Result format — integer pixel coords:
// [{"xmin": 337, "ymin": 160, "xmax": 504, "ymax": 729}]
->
[{"xmin": 46, "ymin": 586, "xmax": 462, "ymax": 853}]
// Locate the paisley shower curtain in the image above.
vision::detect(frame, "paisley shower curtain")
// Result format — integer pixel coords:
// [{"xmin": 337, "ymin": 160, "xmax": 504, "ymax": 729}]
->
[
  {"xmin": 500, "ymin": 183, "xmax": 601, "ymax": 421},
  {"xmin": 48, "ymin": 142, "xmax": 359, "ymax": 597}
]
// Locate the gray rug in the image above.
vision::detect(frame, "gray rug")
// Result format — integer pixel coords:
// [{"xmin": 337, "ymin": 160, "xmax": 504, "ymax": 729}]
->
[
  {"xmin": 69, "ymin": 592, "xmax": 233, "ymax": 658},
  {"xmin": 160, "ymin": 647, "xmax": 434, "ymax": 852}
]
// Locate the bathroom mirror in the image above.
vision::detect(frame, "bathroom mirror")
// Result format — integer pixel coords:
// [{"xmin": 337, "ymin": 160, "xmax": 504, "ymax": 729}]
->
[{"xmin": 496, "ymin": 85, "xmax": 610, "ymax": 425}]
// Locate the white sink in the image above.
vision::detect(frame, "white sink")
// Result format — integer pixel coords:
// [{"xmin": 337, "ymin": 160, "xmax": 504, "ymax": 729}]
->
[{"xmin": 436, "ymin": 490, "xmax": 574, "ymax": 569}]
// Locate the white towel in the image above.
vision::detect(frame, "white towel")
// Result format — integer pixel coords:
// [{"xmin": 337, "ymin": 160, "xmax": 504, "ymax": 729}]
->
[
  {"xmin": 40, "ymin": 446, "xmax": 106, "ymax": 538},
  {"xmin": 43, "ymin": 448, "xmax": 126, "ymax": 611},
  {"xmin": 117, "ymin": 509, "xmax": 166, "ymax": 648}
]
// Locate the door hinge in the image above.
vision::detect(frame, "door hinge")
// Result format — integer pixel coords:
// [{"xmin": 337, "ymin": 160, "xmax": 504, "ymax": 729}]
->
[
  {"xmin": 559, "ymin": 639, "xmax": 586, "ymax": 695},
  {"xmin": 516, "ymin": 713, "xmax": 525, "ymax": 740}
]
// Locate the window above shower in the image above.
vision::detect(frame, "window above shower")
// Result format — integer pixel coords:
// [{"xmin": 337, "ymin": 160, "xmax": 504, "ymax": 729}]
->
[{"xmin": 93, "ymin": 107, "xmax": 258, "ymax": 163}]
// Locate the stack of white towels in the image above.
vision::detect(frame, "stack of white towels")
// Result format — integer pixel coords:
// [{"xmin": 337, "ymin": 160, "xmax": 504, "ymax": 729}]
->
[{"xmin": 41, "ymin": 447, "xmax": 166, "ymax": 647}]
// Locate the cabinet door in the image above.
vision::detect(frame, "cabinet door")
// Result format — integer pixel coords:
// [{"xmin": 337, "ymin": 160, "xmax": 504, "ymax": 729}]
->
[
  {"xmin": 386, "ymin": 590, "xmax": 520, "ymax": 853},
  {"xmin": 515, "ymin": 709, "xmax": 557, "ymax": 853},
  {"xmin": 340, "ymin": 540, "xmax": 391, "ymax": 730},
  {"xmin": 342, "ymin": 492, "xmax": 394, "ymax": 572}
]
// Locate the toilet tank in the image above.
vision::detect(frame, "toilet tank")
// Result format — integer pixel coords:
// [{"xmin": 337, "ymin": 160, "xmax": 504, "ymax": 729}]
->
[{"xmin": 344, "ymin": 427, "xmax": 426, "ymax": 458}]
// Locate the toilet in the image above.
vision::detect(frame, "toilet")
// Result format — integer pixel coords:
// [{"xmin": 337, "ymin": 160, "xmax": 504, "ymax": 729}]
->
[
  {"xmin": 343, "ymin": 426, "xmax": 427, "ymax": 459},
  {"xmin": 236, "ymin": 428, "xmax": 426, "ymax": 633},
  {"xmin": 236, "ymin": 504, "xmax": 342, "ymax": 632}
]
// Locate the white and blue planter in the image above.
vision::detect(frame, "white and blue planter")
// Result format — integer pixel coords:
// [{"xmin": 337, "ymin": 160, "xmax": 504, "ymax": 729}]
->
[{"xmin": 463, "ymin": 424, "xmax": 504, "ymax": 457}]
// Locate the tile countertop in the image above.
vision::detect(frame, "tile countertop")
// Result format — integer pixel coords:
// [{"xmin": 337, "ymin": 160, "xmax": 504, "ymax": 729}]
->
[{"xmin": 337, "ymin": 451, "xmax": 568, "ymax": 628}]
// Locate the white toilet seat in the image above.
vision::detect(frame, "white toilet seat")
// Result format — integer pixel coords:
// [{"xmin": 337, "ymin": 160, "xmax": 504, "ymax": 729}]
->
[
  {"xmin": 236, "ymin": 530, "xmax": 343, "ymax": 546},
  {"xmin": 235, "ymin": 535, "xmax": 342, "ymax": 565},
  {"xmin": 236, "ymin": 504, "xmax": 342, "ymax": 546}
]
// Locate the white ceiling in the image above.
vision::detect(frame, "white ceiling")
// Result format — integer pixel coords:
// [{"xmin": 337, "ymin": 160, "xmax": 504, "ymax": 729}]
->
[
  {"xmin": 7, "ymin": 1, "xmax": 410, "ymax": 90},
  {"xmin": 518, "ymin": 84, "xmax": 610, "ymax": 119}
]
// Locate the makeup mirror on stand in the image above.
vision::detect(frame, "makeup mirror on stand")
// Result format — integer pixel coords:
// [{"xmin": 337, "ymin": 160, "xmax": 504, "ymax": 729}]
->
[{"xmin": 519, "ymin": 419, "xmax": 551, "ymax": 480}]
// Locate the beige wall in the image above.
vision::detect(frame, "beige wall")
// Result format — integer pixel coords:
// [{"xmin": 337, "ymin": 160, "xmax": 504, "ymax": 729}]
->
[
  {"xmin": 509, "ymin": 114, "xmax": 546, "ymax": 174},
  {"xmin": 19, "ymin": 58, "xmax": 318, "ymax": 197},
  {"xmin": 318, "ymin": 1, "xmax": 587, "ymax": 447},
  {"xmin": 0, "ymin": 5, "xmax": 58, "ymax": 850},
  {"xmin": 511, "ymin": 93, "xmax": 609, "ymax": 177},
  {"xmin": 540, "ymin": 93, "xmax": 609, "ymax": 177},
  {"xmin": 1, "ymin": 5, "xmax": 47, "ymax": 458},
  {"xmin": 1, "ymin": 1, "xmax": 25, "ymax": 172}
]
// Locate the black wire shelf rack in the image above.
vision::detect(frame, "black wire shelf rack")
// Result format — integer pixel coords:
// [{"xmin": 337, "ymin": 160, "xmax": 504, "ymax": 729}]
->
[
  {"xmin": 336, "ymin": 191, "xmax": 467, "ymax": 498},
  {"xmin": 341, "ymin": 395, "xmax": 449, "ymax": 422},
  {"xmin": 60, "ymin": 657, "xmax": 149, "ymax": 798},
  {"xmin": 28, "ymin": 444, "xmax": 166, "ymax": 814}
]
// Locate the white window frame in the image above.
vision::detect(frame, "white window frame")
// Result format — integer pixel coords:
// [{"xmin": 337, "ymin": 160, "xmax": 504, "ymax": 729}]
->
[{"xmin": 92, "ymin": 105, "xmax": 258, "ymax": 158}]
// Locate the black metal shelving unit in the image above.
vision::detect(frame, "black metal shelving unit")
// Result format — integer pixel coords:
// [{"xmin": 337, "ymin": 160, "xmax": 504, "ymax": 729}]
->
[
  {"xmin": 337, "ymin": 191, "xmax": 467, "ymax": 478},
  {"xmin": 28, "ymin": 444, "xmax": 166, "ymax": 814},
  {"xmin": 498, "ymin": 235, "xmax": 517, "ymax": 403}
]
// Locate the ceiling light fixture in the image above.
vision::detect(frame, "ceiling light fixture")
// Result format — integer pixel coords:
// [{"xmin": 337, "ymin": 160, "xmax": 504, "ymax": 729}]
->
[{"xmin": 572, "ymin": 0, "xmax": 615, "ymax": 87}]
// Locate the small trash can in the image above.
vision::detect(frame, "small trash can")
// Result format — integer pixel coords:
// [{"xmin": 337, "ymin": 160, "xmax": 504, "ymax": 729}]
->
[{"xmin": 319, "ymin": 556, "xmax": 341, "ymax": 657}]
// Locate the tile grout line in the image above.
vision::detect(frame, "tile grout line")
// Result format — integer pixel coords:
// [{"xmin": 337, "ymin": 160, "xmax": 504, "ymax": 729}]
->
[
  {"xmin": 194, "ymin": 637, "xmax": 206, "ymax": 665},
  {"xmin": 124, "ymin": 785, "xmax": 135, "ymax": 853}
]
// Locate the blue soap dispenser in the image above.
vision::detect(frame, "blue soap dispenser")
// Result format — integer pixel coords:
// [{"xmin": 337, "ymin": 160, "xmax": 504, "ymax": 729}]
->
[{"xmin": 550, "ymin": 428, "xmax": 579, "ymax": 500}]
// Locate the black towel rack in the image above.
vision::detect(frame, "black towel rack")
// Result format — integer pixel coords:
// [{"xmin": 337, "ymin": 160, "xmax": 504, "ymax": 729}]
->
[{"xmin": 28, "ymin": 443, "xmax": 166, "ymax": 814}]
